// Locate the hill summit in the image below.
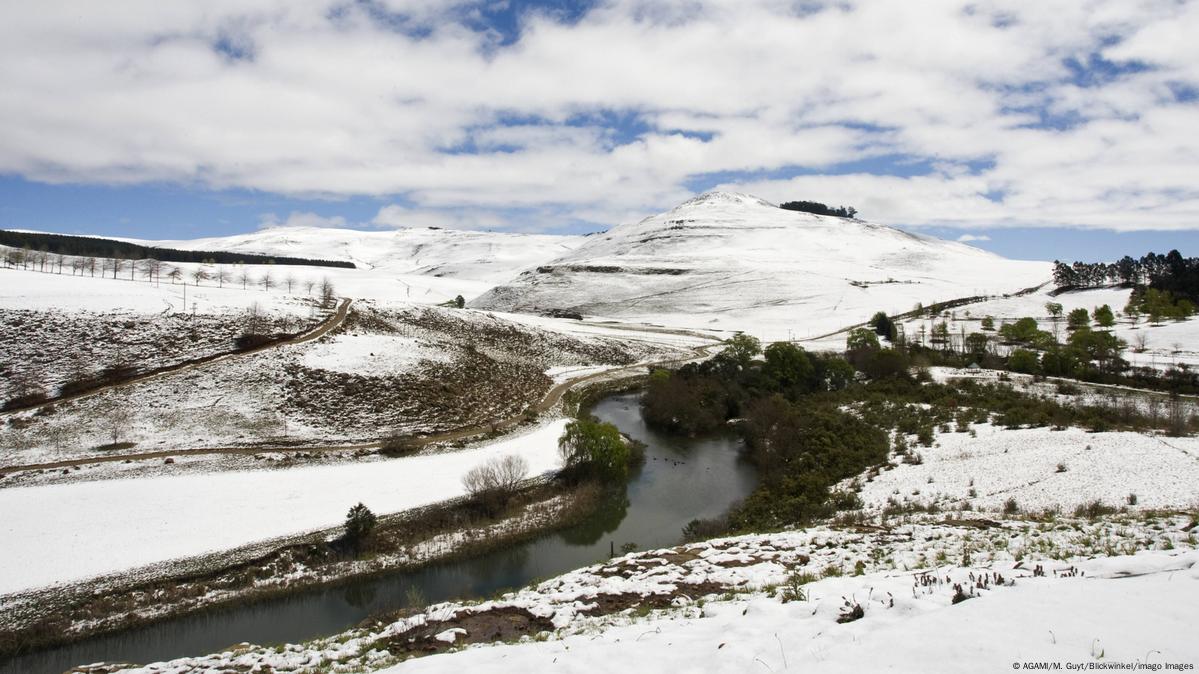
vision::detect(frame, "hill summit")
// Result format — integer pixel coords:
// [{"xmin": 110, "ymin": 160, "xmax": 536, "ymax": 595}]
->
[{"xmin": 471, "ymin": 192, "xmax": 1051, "ymax": 339}]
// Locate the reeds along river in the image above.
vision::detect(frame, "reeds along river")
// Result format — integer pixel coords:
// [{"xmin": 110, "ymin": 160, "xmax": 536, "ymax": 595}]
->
[{"xmin": 3, "ymin": 391, "xmax": 757, "ymax": 674}]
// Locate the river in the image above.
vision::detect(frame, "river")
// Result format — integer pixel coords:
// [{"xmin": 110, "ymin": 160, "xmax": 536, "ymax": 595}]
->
[{"xmin": 3, "ymin": 391, "xmax": 757, "ymax": 674}]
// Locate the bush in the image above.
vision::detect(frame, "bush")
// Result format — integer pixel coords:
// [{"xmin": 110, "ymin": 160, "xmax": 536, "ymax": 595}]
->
[
  {"xmin": 379, "ymin": 436, "xmax": 422, "ymax": 457},
  {"xmin": 1003, "ymin": 497, "xmax": 1020, "ymax": 515}
]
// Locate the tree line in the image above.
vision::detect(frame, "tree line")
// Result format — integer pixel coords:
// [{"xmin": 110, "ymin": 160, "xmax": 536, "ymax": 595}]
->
[
  {"xmin": 1052, "ymin": 250, "xmax": 1198, "ymax": 302},
  {"xmin": 0, "ymin": 229, "xmax": 355, "ymax": 269},
  {"xmin": 778, "ymin": 200, "xmax": 858, "ymax": 219}
]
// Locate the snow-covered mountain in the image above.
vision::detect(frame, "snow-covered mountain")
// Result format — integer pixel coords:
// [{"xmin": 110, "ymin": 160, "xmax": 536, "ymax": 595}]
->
[
  {"xmin": 471, "ymin": 192, "xmax": 1052, "ymax": 339},
  {"xmin": 147, "ymin": 226, "xmax": 584, "ymax": 284}
]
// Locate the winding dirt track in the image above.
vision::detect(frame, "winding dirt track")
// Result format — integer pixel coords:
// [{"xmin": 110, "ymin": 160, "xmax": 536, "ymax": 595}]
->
[
  {"xmin": 1, "ymin": 298, "xmax": 354, "ymax": 417},
  {"xmin": 0, "ymin": 323, "xmax": 719, "ymax": 474}
]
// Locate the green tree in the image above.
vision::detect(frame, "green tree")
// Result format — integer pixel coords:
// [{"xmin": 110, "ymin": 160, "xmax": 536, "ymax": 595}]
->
[
  {"xmin": 763, "ymin": 342, "xmax": 815, "ymax": 392},
  {"xmin": 821, "ymin": 357, "xmax": 855, "ymax": 391},
  {"xmin": 980, "ymin": 316, "xmax": 995, "ymax": 331},
  {"xmin": 1093, "ymin": 304, "xmax": 1115, "ymax": 328},
  {"xmin": 558, "ymin": 419, "xmax": 630, "ymax": 482},
  {"xmin": 1066, "ymin": 307, "xmax": 1090, "ymax": 331},
  {"xmin": 343, "ymin": 503, "xmax": 377, "ymax": 550},
  {"xmin": 846, "ymin": 328, "xmax": 880, "ymax": 352},
  {"xmin": 868, "ymin": 311, "xmax": 896, "ymax": 341},
  {"xmin": 723, "ymin": 333, "xmax": 762, "ymax": 368},
  {"xmin": 1008, "ymin": 349, "xmax": 1039, "ymax": 374},
  {"xmin": 965, "ymin": 332, "xmax": 989, "ymax": 358}
]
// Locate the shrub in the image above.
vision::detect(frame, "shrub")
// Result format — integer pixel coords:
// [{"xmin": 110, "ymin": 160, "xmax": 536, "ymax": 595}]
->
[{"xmin": 1003, "ymin": 497, "xmax": 1019, "ymax": 515}]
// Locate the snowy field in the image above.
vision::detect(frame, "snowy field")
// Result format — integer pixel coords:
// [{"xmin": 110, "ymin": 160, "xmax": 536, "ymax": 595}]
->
[
  {"xmin": 0, "ymin": 420, "xmax": 567, "ymax": 596},
  {"xmin": 93, "ymin": 516, "xmax": 1199, "ymax": 673},
  {"xmin": 848, "ymin": 421, "xmax": 1199, "ymax": 515}
]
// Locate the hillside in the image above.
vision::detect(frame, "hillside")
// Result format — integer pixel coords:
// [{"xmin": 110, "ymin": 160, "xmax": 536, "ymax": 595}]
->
[
  {"xmin": 147, "ymin": 226, "xmax": 584, "ymax": 284},
  {"xmin": 472, "ymin": 192, "xmax": 1052, "ymax": 340}
]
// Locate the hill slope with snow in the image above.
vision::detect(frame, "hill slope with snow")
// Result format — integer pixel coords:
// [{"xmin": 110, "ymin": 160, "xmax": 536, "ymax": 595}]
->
[
  {"xmin": 147, "ymin": 226, "xmax": 585, "ymax": 284},
  {"xmin": 472, "ymin": 192, "xmax": 1052, "ymax": 340}
]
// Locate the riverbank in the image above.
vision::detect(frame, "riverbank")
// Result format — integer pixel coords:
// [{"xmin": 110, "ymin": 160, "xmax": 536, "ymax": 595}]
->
[
  {"xmin": 70, "ymin": 511, "xmax": 1199, "ymax": 673},
  {"xmin": 2, "ymin": 390, "xmax": 757, "ymax": 673},
  {"xmin": 0, "ymin": 476, "xmax": 606, "ymax": 661}
]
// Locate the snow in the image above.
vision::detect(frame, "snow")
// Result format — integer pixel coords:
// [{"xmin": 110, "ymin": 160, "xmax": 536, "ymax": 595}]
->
[
  {"xmin": 0, "ymin": 420, "xmax": 568, "ymax": 596},
  {"xmin": 94, "ymin": 516, "xmax": 1199, "ymax": 674},
  {"xmin": 0, "ymin": 265, "xmax": 308, "ymax": 316},
  {"xmin": 385, "ymin": 560, "xmax": 1199, "ymax": 674},
  {"xmin": 299, "ymin": 333, "xmax": 451, "ymax": 377},
  {"xmin": 472, "ymin": 192, "xmax": 1051, "ymax": 341},
  {"xmin": 847, "ymin": 421, "xmax": 1199, "ymax": 515}
]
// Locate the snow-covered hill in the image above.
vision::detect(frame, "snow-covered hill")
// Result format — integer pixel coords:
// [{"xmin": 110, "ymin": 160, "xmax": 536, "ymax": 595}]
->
[
  {"xmin": 472, "ymin": 192, "xmax": 1052, "ymax": 340},
  {"xmin": 147, "ymin": 226, "xmax": 584, "ymax": 284}
]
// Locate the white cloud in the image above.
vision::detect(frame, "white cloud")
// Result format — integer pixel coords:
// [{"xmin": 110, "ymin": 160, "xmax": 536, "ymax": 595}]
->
[
  {"xmin": 957, "ymin": 234, "xmax": 992, "ymax": 242},
  {"xmin": 258, "ymin": 211, "xmax": 347, "ymax": 229},
  {"xmin": 0, "ymin": 1, "xmax": 1197, "ymax": 231}
]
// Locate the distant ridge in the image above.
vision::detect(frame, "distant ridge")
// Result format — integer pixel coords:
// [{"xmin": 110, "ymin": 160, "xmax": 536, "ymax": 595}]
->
[{"xmin": 0, "ymin": 229, "xmax": 356, "ymax": 269}]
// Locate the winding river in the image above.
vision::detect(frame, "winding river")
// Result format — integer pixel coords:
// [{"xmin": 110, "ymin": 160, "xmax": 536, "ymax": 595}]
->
[{"xmin": 3, "ymin": 392, "xmax": 757, "ymax": 674}]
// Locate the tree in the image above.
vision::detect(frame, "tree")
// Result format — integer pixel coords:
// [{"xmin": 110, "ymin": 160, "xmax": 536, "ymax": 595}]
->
[
  {"xmin": 319, "ymin": 277, "xmax": 336, "ymax": 308},
  {"xmin": 763, "ymin": 342, "xmax": 815, "ymax": 392},
  {"xmin": 1008, "ymin": 349, "xmax": 1039, "ymax": 374},
  {"xmin": 454, "ymin": 294, "xmax": 465, "ymax": 309},
  {"xmin": 846, "ymin": 328, "xmax": 880, "ymax": 353},
  {"xmin": 260, "ymin": 271, "xmax": 275, "ymax": 291},
  {"xmin": 1045, "ymin": 302, "xmax": 1063, "ymax": 339},
  {"xmin": 1066, "ymin": 307, "xmax": 1090, "ymax": 331},
  {"xmin": 1093, "ymin": 304, "xmax": 1116, "ymax": 328},
  {"xmin": 462, "ymin": 454, "xmax": 529, "ymax": 514},
  {"xmin": 343, "ymin": 503, "xmax": 377, "ymax": 550},
  {"xmin": 965, "ymin": 332, "xmax": 990, "ymax": 358},
  {"xmin": 1132, "ymin": 331, "xmax": 1149, "ymax": 353},
  {"xmin": 190, "ymin": 267, "xmax": 207, "ymax": 286},
  {"xmin": 216, "ymin": 266, "xmax": 229, "ymax": 288},
  {"xmin": 284, "ymin": 273, "xmax": 296, "ymax": 293},
  {"xmin": 238, "ymin": 268, "xmax": 251, "ymax": 289},
  {"xmin": 558, "ymin": 419, "xmax": 630, "ymax": 482},
  {"xmin": 980, "ymin": 316, "xmax": 995, "ymax": 331},
  {"xmin": 304, "ymin": 279, "xmax": 316, "ymax": 295},
  {"xmin": 166, "ymin": 265, "xmax": 183, "ymax": 284},
  {"xmin": 868, "ymin": 311, "xmax": 896, "ymax": 341},
  {"xmin": 723, "ymin": 333, "xmax": 762, "ymax": 368}
]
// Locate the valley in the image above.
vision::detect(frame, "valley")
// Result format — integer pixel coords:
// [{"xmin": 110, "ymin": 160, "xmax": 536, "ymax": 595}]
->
[{"xmin": 1, "ymin": 193, "xmax": 1197, "ymax": 673}]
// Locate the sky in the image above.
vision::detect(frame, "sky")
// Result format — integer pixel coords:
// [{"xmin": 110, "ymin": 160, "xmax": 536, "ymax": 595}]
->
[{"xmin": 1, "ymin": 0, "xmax": 1198, "ymax": 262}]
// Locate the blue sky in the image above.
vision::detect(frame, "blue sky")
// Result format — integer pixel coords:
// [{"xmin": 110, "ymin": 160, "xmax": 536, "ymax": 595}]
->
[{"xmin": 1, "ymin": 0, "xmax": 1197, "ymax": 262}]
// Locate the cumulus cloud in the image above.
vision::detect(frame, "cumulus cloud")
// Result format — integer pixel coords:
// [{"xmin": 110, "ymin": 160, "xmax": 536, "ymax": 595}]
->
[
  {"xmin": 957, "ymin": 234, "xmax": 992, "ymax": 243},
  {"xmin": 1, "ymin": 0, "xmax": 1197, "ymax": 231}
]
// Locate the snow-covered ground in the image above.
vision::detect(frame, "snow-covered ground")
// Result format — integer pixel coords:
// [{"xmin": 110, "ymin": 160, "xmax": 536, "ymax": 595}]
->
[
  {"xmin": 472, "ymin": 192, "xmax": 1051, "ymax": 341},
  {"xmin": 891, "ymin": 284, "xmax": 1199, "ymax": 373},
  {"xmin": 90, "ymin": 515, "xmax": 1199, "ymax": 673},
  {"xmin": 848, "ymin": 421, "xmax": 1199, "ymax": 515},
  {"xmin": 0, "ymin": 420, "xmax": 567, "ymax": 597}
]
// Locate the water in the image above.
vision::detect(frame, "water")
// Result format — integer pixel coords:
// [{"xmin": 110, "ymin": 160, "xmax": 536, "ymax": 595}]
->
[{"xmin": 3, "ymin": 392, "xmax": 756, "ymax": 674}]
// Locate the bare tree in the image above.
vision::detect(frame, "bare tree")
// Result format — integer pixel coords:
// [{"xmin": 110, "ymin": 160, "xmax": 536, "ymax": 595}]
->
[
  {"xmin": 303, "ymin": 279, "xmax": 315, "ymax": 295},
  {"xmin": 260, "ymin": 271, "xmax": 275, "ymax": 292},
  {"xmin": 191, "ymin": 267, "xmax": 208, "ymax": 286},
  {"xmin": 238, "ymin": 268, "xmax": 251, "ymax": 289},
  {"xmin": 86, "ymin": 257, "xmax": 97, "ymax": 277},
  {"xmin": 216, "ymin": 266, "xmax": 229, "ymax": 288},
  {"xmin": 166, "ymin": 265, "xmax": 183, "ymax": 284},
  {"xmin": 245, "ymin": 301, "xmax": 265, "ymax": 335},
  {"xmin": 111, "ymin": 256, "xmax": 124, "ymax": 279},
  {"xmin": 319, "ymin": 276, "xmax": 336, "ymax": 308},
  {"xmin": 462, "ymin": 454, "xmax": 528, "ymax": 513},
  {"xmin": 1133, "ymin": 331, "xmax": 1149, "ymax": 353},
  {"xmin": 284, "ymin": 272, "xmax": 296, "ymax": 294}
]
